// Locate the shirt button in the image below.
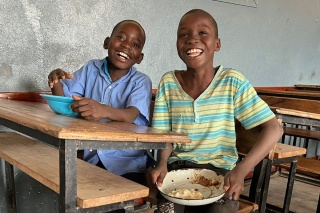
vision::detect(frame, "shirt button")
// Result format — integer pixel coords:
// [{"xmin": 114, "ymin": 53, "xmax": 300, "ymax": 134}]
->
[
  {"xmin": 98, "ymin": 151, "xmax": 102, "ymax": 154},
  {"xmin": 108, "ymin": 86, "xmax": 112, "ymax": 89}
]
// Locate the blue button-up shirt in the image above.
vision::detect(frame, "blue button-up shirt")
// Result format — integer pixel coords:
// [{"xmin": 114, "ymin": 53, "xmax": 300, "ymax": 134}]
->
[{"xmin": 61, "ymin": 58, "xmax": 152, "ymax": 175}]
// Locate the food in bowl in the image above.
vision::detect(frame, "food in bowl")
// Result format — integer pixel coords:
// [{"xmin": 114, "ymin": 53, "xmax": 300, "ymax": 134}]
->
[
  {"xmin": 40, "ymin": 94, "xmax": 78, "ymax": 117},
  {"xmin": 168, "ymin": 188, "xmax": 204, "ymax": 199},
  {"xmin": 157, "ymin": 168, "xmax": 225, "ymax": 206}
]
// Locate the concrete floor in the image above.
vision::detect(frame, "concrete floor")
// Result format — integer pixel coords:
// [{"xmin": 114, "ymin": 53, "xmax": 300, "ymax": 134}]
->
[
  {"xmin": 243, "ymin": 173, "xmax": 319, "ymax": 213},
  {"xmin": 135, "ymin": 173, "xmax": 319, "ymax": 213}
]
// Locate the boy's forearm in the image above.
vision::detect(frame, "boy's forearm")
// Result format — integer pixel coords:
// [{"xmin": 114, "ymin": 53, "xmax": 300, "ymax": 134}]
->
[
  {"xmin": 102, "ymin": 105, "xmax": 140, "ymax": 123},
  {"xmin": 235, "ymin": 117, "xmax": 283, "ymax": 177},
  {"xmin": 156, "ymin": 143, "xmax": 173, "ymax": 167}
]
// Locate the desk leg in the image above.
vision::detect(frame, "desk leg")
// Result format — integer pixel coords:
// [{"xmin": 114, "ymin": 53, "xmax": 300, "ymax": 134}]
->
[
  {"xmin": 317, "ymin": 193, "xmax": 320, "ymax": 213},
  {"xmin": 282, "ymin": 159, "xmax": 297, "ymax": 213},
  {"xmin": 249, "ymin": 159, "xmax": 268, "ymax": 205},
  {"xmin": 259, "ymin": 159, "xmax": 273, "ymax": 213},
  {"xmin": 59, "ymin": 140, "xmax": 77, "ymax": 213},
  {"xmin": 5, "ymin": 161, "xmax": 16, "ymax": 213}
]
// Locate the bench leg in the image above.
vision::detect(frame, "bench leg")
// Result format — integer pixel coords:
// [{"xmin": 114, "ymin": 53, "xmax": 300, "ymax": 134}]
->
[
  {"xmin": 249, "ymin": 159, "xmax": 268, "ymax": 205},
  {"xmin": 259, "ymin": 159, "xmax": 273, "ymax": 213},
  {"xmin": 282, "ymin": 159, "xmax": 297, "ymax": 213},
  {"xmin": 317, "ymin": 193, "xmax": 320, "ymax": 213},
  {"xmin": 5, "ymin": 161, "xmax": 16, "ymax": 213}
]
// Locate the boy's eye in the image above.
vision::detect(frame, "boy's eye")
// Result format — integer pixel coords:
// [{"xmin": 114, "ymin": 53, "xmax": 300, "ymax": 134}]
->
[
  {"xmin": 179, "ymin": 33, "xmax": 188, "ymax": 38},
  {"xmin": 133, "ymin": 43, "xmax": 141, "ymax": 48},
  {"xmin": 117, "ymin": 36, "xmax": 124, "ymax": 41},
  {"xmin": 199, "ymin": 31, "xmax": 207, "ymax": 35}
]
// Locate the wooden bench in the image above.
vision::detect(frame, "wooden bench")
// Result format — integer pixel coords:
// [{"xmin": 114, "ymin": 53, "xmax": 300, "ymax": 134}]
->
[
  {"xmin": 0, "ymin": 132, "xmax": 149, "ymax": 210},
  {"xmin": 282, "ymin": 126, "xmax": 320, "ymax": 149},
  {"xmin": 259, "ymin": 96, "xmax": 320, "ymax": 180},
  {"xmin": 278, "ymin": 156, "xmax": 320, "ymax": 180},
  {"xmin": 238, "ymin": 198, "xmax": 258, "ymax": 213}
]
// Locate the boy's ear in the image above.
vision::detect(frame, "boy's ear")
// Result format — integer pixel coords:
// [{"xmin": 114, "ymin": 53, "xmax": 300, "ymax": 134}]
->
[
  {"xmin": 136, "ymin": 53, "xmax": 144, "ymax": 64},
  {"xmin": 103, "ymin": 37, "xmax": 110, "ymax": 50},
  {"xmin": 215, "ymin": 38, "xmax": 221, "ymax": 52}
]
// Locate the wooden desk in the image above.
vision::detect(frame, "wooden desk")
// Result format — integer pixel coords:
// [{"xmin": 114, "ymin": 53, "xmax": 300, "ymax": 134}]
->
[
  {"xmin": 257, "ymin": 143, "xmax": 306, "ymax": 213},
  {"xmin": 0, "ymin": 99, "xmax": 190, "ymax": 212},
  {"xmin": 255, "ymin": 86, "xmax": 320, "ymax": 100},
  {"xmin": 260, "ymin": 108, "xmax": 320, "ymax": 213}
]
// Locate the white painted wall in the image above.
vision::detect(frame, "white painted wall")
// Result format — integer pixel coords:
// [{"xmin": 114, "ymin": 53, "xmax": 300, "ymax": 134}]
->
[{"xmin": 0, "ymin": 0, "xmax": 319, "ymax": 93}]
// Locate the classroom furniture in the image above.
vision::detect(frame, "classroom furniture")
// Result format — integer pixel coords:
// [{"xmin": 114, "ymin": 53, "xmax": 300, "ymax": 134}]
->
[
  {"xmin": 236, "ymin": 118, "xmax": 307, "ymax": 213},
  {"xmin": 0, "ymin": 132, "xmax": 148, "ymax": 210},
  {"xmin": 0, "ymin": 93, "xmax": 190, "ymax": 213},
  {"xmin": 255, "ymin": 85, "xmax": 320, "ymax": 100}
]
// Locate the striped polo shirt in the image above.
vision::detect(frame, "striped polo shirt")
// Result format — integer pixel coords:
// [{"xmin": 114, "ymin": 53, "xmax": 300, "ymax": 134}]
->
[{"xmin": 152, "ymin": 66, "xmax": 275, "ymax": 170}]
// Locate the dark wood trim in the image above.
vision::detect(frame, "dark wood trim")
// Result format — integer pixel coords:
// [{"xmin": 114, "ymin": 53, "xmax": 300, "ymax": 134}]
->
[{"xmin": 0, "ymin": 91, "xmax": 51, "ymax": 103}]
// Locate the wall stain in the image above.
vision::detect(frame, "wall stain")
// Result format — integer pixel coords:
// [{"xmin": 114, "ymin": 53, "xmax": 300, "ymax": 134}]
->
[
  {"xmin": 310, "ymin": 69, "xmax": 316, "ymax": 79},
  {"xmin": 0, "ymin": 63, "xmax": 13, "ymax": 79},
  {"xmin": 298, "ymin": 73, "xmax": 304, "ymax": 81}
]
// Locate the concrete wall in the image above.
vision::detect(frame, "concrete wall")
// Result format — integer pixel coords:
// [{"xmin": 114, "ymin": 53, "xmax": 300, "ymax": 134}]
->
[
  {"xmin": 0, "ymin": 0, "xmax": 319, "ymax": 92},
  {"xmin": 0, "ymin": 0, "xmax": 319, "ymax": 212}
]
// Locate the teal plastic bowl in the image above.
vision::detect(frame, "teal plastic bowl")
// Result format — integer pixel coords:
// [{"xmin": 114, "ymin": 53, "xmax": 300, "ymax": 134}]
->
[{"xmin": 40, "ymin": 94, "xmax": 78, "ymax": 117}]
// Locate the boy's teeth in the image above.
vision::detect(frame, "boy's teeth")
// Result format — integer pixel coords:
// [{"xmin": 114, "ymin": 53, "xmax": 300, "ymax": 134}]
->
[
  {"xmin": 186, "ymin": 49, "xmax": 203, "ymax": 56},
  {"xmin": 117, "ymin": 52, "xmax": 129, "ymax": 59},
  {"xmin": 187, "ymin": 49, "xmax": 202, "ymax": 54}
]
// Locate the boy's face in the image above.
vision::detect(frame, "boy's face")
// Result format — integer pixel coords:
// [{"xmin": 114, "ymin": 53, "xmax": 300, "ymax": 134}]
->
[
  {"xmin": 105, "ymin": 21, "xmax": 145, "ymax": 70},
  {"xmin": 176, "ymin": 12, "xmax": 221, "ymax": 69}
]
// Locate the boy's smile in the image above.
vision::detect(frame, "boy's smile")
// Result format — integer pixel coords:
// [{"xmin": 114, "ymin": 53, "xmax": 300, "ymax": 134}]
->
[
  {"xmin": 117, "ymin": 51, "xmax": 130, "ymax": 60},
  {"xmin": 177, "ymin": 11, "xmax": 220, "ymax": 70},
  {"xmin": 186, "ymin": 48, "xmax": 204, "ymax": 57}
]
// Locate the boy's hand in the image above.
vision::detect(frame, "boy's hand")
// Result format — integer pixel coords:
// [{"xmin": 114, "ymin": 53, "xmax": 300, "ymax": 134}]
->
[
  {"xmin": 223, "ymin": 169, "xmax": 245, "ymax": 201},
  {"xmin": 48, "ymin": 68, "xmax": 73, "ymax": 88},
  {"xmin": 71, "ymin": 95, "xmax": 105, "ymax": 120},
  {"xmin": 149, "ymin": 164, "xmax": 168, "ymax": 187}
]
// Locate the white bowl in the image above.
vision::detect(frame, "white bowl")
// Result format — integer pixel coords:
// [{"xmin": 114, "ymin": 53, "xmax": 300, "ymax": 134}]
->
[{"xmin": 157, "ymin": 168, "xmax": 225, "ymax": 206}]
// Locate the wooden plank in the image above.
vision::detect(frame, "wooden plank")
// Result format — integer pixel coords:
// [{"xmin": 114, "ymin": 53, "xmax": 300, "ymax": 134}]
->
[
  {"xmin": 294, "ymin": 157, "xmax": 320, "ymax": 176},
  {"xmin": 283, "ymin": 127, "xmax": 320, "ymax": 140},
  {"xmin": 256, "ymin": 87, "xmax": 320, "ymax": 100},
  {"xmin": 0, "ymin": 99, "xmax": 190, "ymax": 143},
  {"xmin": 259, "ymin": 95, "xmax": 320, "ymax": 114},
  {"xmin": 274, "ymin": 143, "xmax": 306, "ymax": 159},
  {"xmin": 0, "ymin": 91, "xmax": 50, "ymax": 103},
  {"xmin": 276, "ymin": 108, "xmax": 320, "ymax": 120},
  {"xmin": 238, "ymin": 198, "xmax": 259, "ymax": 213},
  {"xmin": 295, "ymin": 84, "xmax": 320, "ymax": 90},
  {"xmin": 0, "ymin": 132, "xmax": 149, "ymax": 208},
  {"xmin": 279, "ymin": 157, "xmax": 320, "ymax": 178}
]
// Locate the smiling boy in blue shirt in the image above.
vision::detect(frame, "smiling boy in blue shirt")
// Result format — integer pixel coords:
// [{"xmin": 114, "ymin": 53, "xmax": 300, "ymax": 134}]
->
[{"xmin": 47, "ymin": 20, "xmax": 152, "ymax": 184}]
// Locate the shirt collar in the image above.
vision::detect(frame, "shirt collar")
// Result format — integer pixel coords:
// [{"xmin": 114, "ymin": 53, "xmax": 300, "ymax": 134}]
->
[{"xmin": 103, "ymin": 57, "xmax": 137, "ymax": 83}]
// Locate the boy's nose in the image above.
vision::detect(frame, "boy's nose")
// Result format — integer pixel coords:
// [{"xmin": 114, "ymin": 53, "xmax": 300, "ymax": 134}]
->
[
  {"xmin": 121, "ymin": 41, "xmax": 131, "ymax": 49},
  {"xmin": 186, "ymin": 35, "xmax": 199, "ymax": 44}
]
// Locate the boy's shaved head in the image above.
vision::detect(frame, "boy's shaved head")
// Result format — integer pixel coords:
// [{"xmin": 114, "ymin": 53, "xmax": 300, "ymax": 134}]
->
[
  {"xmin": 111, "ymin": 20, "xmax": 146, "ymax": 45},
  {"xmin": 180, "ymin": 9, "xmax": 219, "ymax": 37}
]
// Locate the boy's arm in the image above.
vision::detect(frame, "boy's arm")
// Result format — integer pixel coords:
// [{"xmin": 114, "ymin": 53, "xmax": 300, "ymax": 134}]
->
[
  {"xmin": 150, "ymin": 143, "xmax": 173, "ymax": 187},
  {"xmin": 224, "ymin": 117, "xmax": 283, "ymax": 200},
  {"xmin": 71, "ymin": 96, "xmax": 140, "ymax": 123}
]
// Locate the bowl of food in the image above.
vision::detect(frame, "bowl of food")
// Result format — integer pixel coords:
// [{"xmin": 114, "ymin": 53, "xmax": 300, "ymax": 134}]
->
[
  {"xmin": 157, "ymin": 168, "xmax": 225, "ymax": 206},
  {"xmin": 40, "ymin": 94, "xmax": 78, "ymax": 117}
]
